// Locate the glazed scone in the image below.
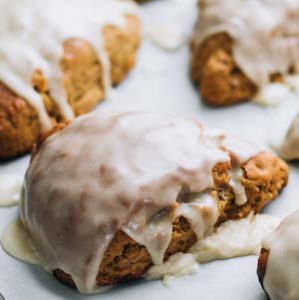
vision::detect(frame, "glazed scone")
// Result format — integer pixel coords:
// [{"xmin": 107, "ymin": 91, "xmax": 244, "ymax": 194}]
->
[
  {"xmin": 190, "ymin": 0, "xmax": 299, "ymax": 106},
  {"xmin": 0, "ymin": 0, "xmax": 140, "ymax": 159},
  {"xmin": 257, "ymin": 210, "xmax": 299, "ymax": 300},
  {"xmin": 19, "ymin": 111, "xmax": 288, "ymax": 293}
]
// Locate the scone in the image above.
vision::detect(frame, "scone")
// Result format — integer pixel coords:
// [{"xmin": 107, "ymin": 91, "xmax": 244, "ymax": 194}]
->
[
  {"xmin": 20, "ymin": 111, "xmax": 288, "ymax": 294},
  {"xmin": 190, "ymin": 0, "xmax": 299, "ymax": 106},
  {"xmin": 257, "ymin": 209, "xmax": 299, "ymax": 300},
  {"xmin": 0, "ymin": 0, "xmax": 140, "ymax": 160}
]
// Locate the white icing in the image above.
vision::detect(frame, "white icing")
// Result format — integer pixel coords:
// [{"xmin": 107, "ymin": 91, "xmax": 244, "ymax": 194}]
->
[
  {"xmin": 20, "ymin": 111, "xmax": 259, "ymax": 293},
  {"xmin": 205, "ymin": 131, "xmax": 260, "ymax": 166},
  {"xmin": 253, "ymin": 83, "xmax": 291, "ymax": 107},
  {"xmin": 190, "ymin": 213, "xmax": 280, "ymax": 263},
  {"xmin": 0, "ymin": 0, "xmax": 137, "ymax": 130},
  {"xmin": 193, "ymin": 0, "xmax": 299, "ymax": 88},
  {"xmin": 147, "ymin": 25, "xmax": 186, "ymax": 51},
  {"xmin": 1, "ymin": 217, "xmax": 113, "ymax": 295},
  {"xmin": 253, "ymin": 74, "xmax": 299, "ymax": 107},
  {"xmin": 146, "ymin": 252, "xmax": 199, "ymax": 284},
  {"xmin": 205, "ymin": 131, "xmax": 260, "ymax": 205},
  {"xmin": 228, "ymin": 168, "xmax": 247, "ymax": 206},
  {"xmin": 1, "ymin": 218, "xmax": 113, "ymax": 295},
  {"xmin": 123, "ymin": 207, "xmax": 174, "ymax": 266},
  {"xmin": 0, "ymin": 174, "xmax": 23, "ymax": 207},
  {"xmin": 144, "ymin": 0, "xmax": 197, "ymax": 51},
  {"xmin": 263, "ymin": 209, "xmax": 299, "ymax": 300},
  {"xmin": 1, "ymin": 219, "xmax": 40, "ymax": 265},
  {"xmin": 177, "ymin": 194, "xmax": 218, "ymax": 240},
  {"xmin": 285, "ymin": 75, "xmax": 299, "ymax": 92}
]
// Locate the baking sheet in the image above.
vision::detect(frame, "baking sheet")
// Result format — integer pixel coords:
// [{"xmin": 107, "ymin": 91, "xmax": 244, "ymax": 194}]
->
[{"xmin": 1, "ymin": 0, "xmax": 299, "ymax": 299}]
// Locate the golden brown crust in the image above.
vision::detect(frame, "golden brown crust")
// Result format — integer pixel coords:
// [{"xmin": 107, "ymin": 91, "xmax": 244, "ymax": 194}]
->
[
  {"xmin": 0, "ymin": 83, "xmax": 41, "ymax": 160},
  {"xmin": 54, "ymin": 151, "xmax": 288, "ymax": 289},
  {"xmin": 54, "ymin": 216, "xmax": 197, "ymax": 287},
  {"xmin": 190, "ymin": 33, "xmax": 285, "ymax": 106},
  {"xmin": 190, "ymin": 33, "xmax": 257, "ymax": 106},
  {"xmin": 0, "ymin": 15, "xmax": 140, "ymax": 160},
  {"xmin": 216, "ymin": 152, "xmax": 288, "ymax": 223},
  {"xmin": 257, "ymin": 248, "xmax": 269, "ymax": 288},
  {"xmin": 104, "ymin": 15, "xmax": 140, "ymax": 86}
]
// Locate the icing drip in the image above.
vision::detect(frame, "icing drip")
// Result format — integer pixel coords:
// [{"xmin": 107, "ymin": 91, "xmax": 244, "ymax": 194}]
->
[
  {"xmin": 253, "ymin": 83, "xmax": 292, "ymax": 107},
  {"xmin": 124, "ymin": 205, "xmax": 175, "ymax": 266},
  {"xmin": 228, "ymin": 168, "xmax": 247, "ymax": 206},
  {"xmin": 1, "ymin": 219, "xmax": 40, "ymax": 265},
  {"xmin": 190, "ymin": 212, "xmax": 280, "ymax": 263},
  {"xmin": 20, "ymin": 111, "xmax": 258, "ymax": 293},
  {"xmin": 0, "ymin": 0, "xmax": 137, "ymax": 130},
  {"xmin": 205, "ymin": 131, "xmax": 259, "ymax": 206},
  {"xmin": 177, "ymin": 193, "xmax": 218, "ymax": 240},
  {"xmin": 263, "ymin": 209, "xmax": 299, "ymax": 300},
  {"xmin": 193, "ymin": 0, "xmax": 299, "ymax": 87},
  {"xmin": 146, "ymin": 252, "xmax": 199, "ymax": 284}
]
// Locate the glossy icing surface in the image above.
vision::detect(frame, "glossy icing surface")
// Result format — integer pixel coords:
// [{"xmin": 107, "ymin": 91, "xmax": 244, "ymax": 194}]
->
[
  {"xmin": 20, "ymin": 111, "xmax": 258, "ymax": 293},
  {"xmin": 263, "ymin": 209, "xmax": 299, "ymax": 300}
]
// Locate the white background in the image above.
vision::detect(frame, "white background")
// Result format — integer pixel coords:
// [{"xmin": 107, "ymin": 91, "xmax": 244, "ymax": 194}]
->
[{"xmin": 0, "ymin": 0, "xmax": 299, "ymax": 299}]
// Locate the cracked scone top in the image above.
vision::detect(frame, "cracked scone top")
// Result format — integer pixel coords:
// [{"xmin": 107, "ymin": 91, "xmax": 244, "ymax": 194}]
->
[
  {"xmin": 262, "ymin": 209, "xmax": 299, "ymax": 300},
  {"xmin": 21, "ymin": 111, "xmax": 258, "ymax": 293},
  {"xmin": 193, "ymin": 0, "xmax": 299, "ymax": 87},
  {"xmin": 0, "ymin": 0, "xmax": 137, "ymax": 131}
]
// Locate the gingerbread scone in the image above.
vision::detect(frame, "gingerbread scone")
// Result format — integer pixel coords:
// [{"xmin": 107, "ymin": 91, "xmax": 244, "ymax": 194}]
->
[
  {"xmin": 257, "ymin": 209, "xmax": 299, "ymax": 300},
  {"xmin": 12, "ymin": 111, "xmax": 288, "ymax": 294},
  {"xmin": 0, "ymin": 0, "xmax": 141, "ymax": 160},
  {"xmin": 190, "ymin": 0, "xmax": 299, "ymax": 106}
]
